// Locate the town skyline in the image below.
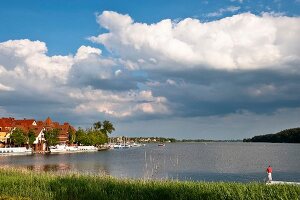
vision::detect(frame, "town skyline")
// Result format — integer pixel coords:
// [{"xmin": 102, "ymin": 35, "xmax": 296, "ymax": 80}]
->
[{"xmin": 1, "ymin": 0, "xmax": 300, "ymax": 139}]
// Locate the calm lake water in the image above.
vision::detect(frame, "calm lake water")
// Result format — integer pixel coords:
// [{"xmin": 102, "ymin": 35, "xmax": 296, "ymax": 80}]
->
[{"xmin": 1, "ymin": 142, "xmax": 300, "ymax": 182}]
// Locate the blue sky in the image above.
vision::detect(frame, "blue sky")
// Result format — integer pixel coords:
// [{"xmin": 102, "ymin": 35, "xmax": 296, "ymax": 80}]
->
[
  {"xmin": 1, "ymin": 0, "xmax": 299, "ymax": 55},
  {"xmin": 0, "ymin": 0, "xmax": 300, "ymax": 139}
]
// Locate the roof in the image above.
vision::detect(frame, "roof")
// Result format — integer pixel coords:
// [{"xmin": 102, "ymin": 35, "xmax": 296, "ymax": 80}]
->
[
  {"xmin": 14, "ymin": 119, "xmax": 36, "ymax": 126},
  {"xmin": 1, "ymin": 116, "xmax": 76, "ymax": 143},
  {"xmin": 44, "ymin": 117, "xmax": 53, "ymax": 126},
  {"xmin": 30, "ymin": 126, "xmax": 44, "ymax": 137},
  {"xmin": 0, "ymin": 118, "xmax": 15, "ymax": 128}
]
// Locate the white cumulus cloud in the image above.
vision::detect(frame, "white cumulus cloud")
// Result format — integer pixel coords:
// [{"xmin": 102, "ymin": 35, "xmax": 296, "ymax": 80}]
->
[
  {"xmin": 0, "ymin": 39, "xmax": 169, "ymax": 119},
  {"xmin": 90, "ymin": 11, "xmax": 300, "ymax": 71},
  {"xmin": 69, "ymin": 88, "xmax": 170, "ymax": 118},
  {"xmin": 0, "ymin": 83, "xmax": 14, "ymax": 91}
]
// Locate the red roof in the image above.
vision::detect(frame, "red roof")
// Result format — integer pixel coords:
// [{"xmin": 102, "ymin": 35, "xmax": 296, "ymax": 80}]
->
[
  {"xmin": 0, "ymin": 118, "xmax": 15, "ymax": 128},
  {"xmin": 1, "ymin": 116, "xmax": 76, "ymax": 143},
  {"xmin": 44, "ymin": 117, "xmax": 53, "ymax": 126},
  {"xmin": 14, "ymin": 119, "xmax": 36, "ymax": 126}
]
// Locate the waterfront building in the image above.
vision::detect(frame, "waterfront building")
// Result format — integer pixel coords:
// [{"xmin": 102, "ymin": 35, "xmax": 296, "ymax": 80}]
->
[{"xmin": 0, "ymin": 117, "xmax": 76, "ymax": 151}]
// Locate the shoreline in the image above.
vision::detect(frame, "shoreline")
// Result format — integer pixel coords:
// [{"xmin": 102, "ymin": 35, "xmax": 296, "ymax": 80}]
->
[{"xmin": 0, "ymin": 168, "xmax": 299, "ymax": 200}]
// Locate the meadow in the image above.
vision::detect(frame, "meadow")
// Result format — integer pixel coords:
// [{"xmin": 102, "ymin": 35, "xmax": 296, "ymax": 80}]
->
[{"xmin": 0, "ymin": 168, "xmax": 299, "ymax": 200}]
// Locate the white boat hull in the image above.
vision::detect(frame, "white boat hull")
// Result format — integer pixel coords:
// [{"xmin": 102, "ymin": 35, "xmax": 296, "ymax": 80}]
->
[
  {"xmin": 0, "ymin": 147, "xmax": 33, "ymax": 155},
  {"xmin": 49, "ymin": 145, "xmax": 98, "ymax": 153}
]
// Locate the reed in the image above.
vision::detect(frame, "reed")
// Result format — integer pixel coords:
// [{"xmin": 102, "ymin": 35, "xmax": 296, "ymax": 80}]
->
[{"xmin": 0, "ymin": 168, "xmax": 299, "ymax": 200}]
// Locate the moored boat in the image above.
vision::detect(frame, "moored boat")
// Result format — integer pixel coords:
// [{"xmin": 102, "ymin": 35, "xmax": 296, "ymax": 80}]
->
[
  {"xmin": 0, "ymin": 147, "xmax": 33, "ymax": 155},
  {"xmin": 49, "ymin": 145, "xmax": 67, "ymax": 153},
  {"xmin": 77, "ymin": 146, "xmax": 98, "ymax": 151},
  {"xmin": 49, "ymin": 145, "xmax": 98, "ymax": 153}
]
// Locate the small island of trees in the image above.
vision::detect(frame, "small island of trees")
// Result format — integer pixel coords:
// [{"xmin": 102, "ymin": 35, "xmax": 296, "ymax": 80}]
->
[{"xmin": 243, "ymin": 127, "xmax": 300, "ymax": 143}]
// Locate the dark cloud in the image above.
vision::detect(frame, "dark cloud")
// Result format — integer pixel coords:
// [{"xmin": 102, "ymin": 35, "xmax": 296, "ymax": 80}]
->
[{"xmin": 146, "ymin": 68, "xmax": 300, "ymax": 117}]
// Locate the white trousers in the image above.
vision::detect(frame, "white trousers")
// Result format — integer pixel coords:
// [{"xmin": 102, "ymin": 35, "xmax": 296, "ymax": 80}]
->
[{"xmin": 267, "ymin": 173, "xmax": 272, "ymax": 181}]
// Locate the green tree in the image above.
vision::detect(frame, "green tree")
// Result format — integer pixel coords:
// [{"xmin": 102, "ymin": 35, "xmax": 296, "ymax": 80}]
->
[
  {"xmin": 101, "ymin": 120, "xmax": 115, "ymax": 135},
  {"xmin": 28, "ymin": 129, "xmax": 36, "ymax": 147},
  {"xmin": 93, "ymin": 121, "xmax": 102, "ymax": 130},
  {"xmin": 44, "ymin": 129, "xmax": 59, "ymax": 148},
  {"xmin": 243, "ymin": 127, "xmax": 300, "ymax": 143},
  {"xmin": 93, "ymin": 120, "xmax": 115, "ymax": 145},
  {"xmin": 75, "ymin": 121, "xmax": 115, "ymax": 146},
  {"xmin": 68, "ymin": 127, "xmax": 76, "ymax": 144},
  {"xmin": 75, "ymin": 128, "xmax": 86, "ymax": 145},
  {"xmin": 91, "ymin": 129, "xmax": 107, "ymax": 146},
  {"xmin": 10, "ymin": 128, "xmax": 27, "ymax": 147},
  {"xmin": 86, "ymin": 129, "xmax": 97, "ymax": 146}
]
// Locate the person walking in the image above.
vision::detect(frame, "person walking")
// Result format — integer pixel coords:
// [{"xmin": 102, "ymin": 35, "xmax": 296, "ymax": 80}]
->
[{"xmin": 266, "ymin": 165, "xmax": 273, "ymax": 183}]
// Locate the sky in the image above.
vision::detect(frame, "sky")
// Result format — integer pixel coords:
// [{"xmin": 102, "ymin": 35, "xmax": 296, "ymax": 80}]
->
[{"xmin": 0, "ymin": 0, "xmax": 300, "ymax": 139}]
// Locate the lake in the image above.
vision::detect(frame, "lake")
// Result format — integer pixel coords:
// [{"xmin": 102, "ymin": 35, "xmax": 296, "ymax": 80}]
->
[{"xmin": 1, "ymin": 142, "xmax": 300, "ymax": 183}]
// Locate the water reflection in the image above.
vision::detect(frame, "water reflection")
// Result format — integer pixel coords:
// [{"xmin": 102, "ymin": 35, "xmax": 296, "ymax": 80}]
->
[
  {"xmin": 27, "ymin": 163, "xmax": 71, "ymax": 172},
  {"xmin": 25, "ymin": 163, "xmax": 111, "ymax": 176}
]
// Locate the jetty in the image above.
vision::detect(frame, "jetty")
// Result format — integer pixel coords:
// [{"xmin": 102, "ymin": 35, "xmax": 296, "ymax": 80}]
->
[{"xmin": 267, "ymin": 181, "xmax": 300, "ymax": 185}]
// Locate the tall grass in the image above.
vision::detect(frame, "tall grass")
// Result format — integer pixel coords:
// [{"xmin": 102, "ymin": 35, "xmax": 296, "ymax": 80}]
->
[{"xmin": 0, "ymin": 168, "xmax": 299, "ymax": 200}]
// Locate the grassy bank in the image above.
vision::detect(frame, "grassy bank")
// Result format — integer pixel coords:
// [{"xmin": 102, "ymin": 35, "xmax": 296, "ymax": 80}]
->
[{"xmin": 0, "ymin": 169, "xmax": 299, "ymax": 200}]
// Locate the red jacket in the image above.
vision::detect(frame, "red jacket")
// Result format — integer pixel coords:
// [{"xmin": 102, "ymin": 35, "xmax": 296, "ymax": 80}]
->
[{"xmin": 267, "ymin": 167, "xmax": 272, "ymax": 173}]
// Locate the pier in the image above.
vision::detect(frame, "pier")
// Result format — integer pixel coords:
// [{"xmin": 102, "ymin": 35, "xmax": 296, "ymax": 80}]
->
[{"xmin": 267, "ymin": 181, "xmax": 300, "ymax": 185}]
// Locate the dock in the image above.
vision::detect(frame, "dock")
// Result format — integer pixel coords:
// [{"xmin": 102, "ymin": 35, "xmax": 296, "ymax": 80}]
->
[{"xmin": 267, "ymin": 181, "xmax": 300, "ymax": 185}]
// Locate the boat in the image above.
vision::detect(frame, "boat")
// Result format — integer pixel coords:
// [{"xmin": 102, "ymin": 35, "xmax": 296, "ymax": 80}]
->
[
  {"xmin": 49, "ymin": 145, "xmax": 67, "ymax": 153},
  {"xmin": 123, "ymin": 143, "xmax": 131, "ymax": 148},
  {"xmin": 131, "ymin": 143, "xmax": 142, "ymax": 147},
  {"xmin": 0, "ymin": 147, "xmax": 33, "ymax": 155},
  {"xmin": 49, "ymin": 145, "xmax": 98, "ymax": 153},
  {"xmin": 77, "ymin": 146, "xmax": 98, "ymax": 152},
  {"xmin": 108, "ymin": 142, "xmax": 145, "ymax": 149},
  {"xmin": 112, "ymin": 143, "xmax": 123, "ymax": 149},
  {"xmin": 66, "ymin": 146, "xmax": 78, "ymax": 151},
  {"xmin": 158, "ymin": 143, "xmax": 165, "ymax": 147}
]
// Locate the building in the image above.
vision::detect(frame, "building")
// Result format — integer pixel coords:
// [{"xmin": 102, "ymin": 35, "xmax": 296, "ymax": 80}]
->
[
  {"xmin": 0, "ymin": 117, "xmax": 76, "ymax": 151},
  {"xmin": 43, "ymin": 117, "xmax": 76, "ymax": 144},
  {"xmin": 0, "ymin": 118, "xmax": 15, "ymax": 147}
]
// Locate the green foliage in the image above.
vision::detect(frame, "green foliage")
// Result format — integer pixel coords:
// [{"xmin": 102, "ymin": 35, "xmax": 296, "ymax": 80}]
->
[
  {"xmin": 156, "ymin": 137, "xmax": 176, "ymax": 143},
  {"xmin": 101, "ymin": 120, "xmax": 115, "ymax": 135},
  {"xmin": 75, "ymin": 128, "xmax": 85, "ymax": 144},
  {"xmin": 0, "ymin": 168, "xmax": 299, "ymax": 200},
  {"xmin": 76, "ymin": 128, "xmax": 107, "ymax": 146},
  {"xmin": 68, "ymin": 127, "xmax": 76, "ymax": 144},
  {"xmin": 244, "ymin": 127, "xmax": 300, "ymax": 143},
  {"xmin": 93, "ymin": 121, "xmax": 102, "ymax": 130},
  {"xmin": 10, "ymin": 128, "xmax": 27, "ymax": 147},
  {"xmin": 126, "ymin": 137, "xmax": 176, "ymax": 143},
  {"xmin": 28, "ymin": 129, "xmax": 36, "ymax": 146},
  {"xmin": 44, "ymin": 129, "xmax": 59, "ymax": 147},
  {"xmin": 75, "ymin": 128, "xmax": 92, "ymax": 145},
  {"xmin": 76, "ymin": 121, "xmax": 114, "ymax": 146},
  {"xmin": 88, "ymin": 129, "xmax": 107, "ymax": 145}
]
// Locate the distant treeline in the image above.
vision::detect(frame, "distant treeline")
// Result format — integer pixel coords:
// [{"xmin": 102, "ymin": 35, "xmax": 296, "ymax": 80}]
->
[
  {"xmin": 243, "ymin": 127, "xmax": 300, "ymax": 143},
  {"xmin": 117, "ymin": 137, "xmax": 176, "ymax": 143},
  {"xmin": 179, "ymin": 139, "xmax": 242, "ymax": 142}
]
